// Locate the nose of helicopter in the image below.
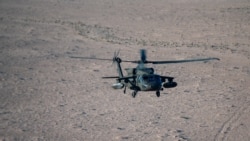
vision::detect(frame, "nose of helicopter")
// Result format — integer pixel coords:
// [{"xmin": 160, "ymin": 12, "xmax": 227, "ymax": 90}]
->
[
  {"xmin": 140, "ymin": 74, "xmax": 162, "ymax": 91},
  {"xmin": 151, "ymin": 80, "xmax": 162, "ymax": 90}
]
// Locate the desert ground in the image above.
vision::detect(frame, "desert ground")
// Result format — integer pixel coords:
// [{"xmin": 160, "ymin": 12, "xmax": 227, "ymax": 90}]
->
[{"xmin": 0, "ymin": 0, "xmax": 250, "ymax": 140}]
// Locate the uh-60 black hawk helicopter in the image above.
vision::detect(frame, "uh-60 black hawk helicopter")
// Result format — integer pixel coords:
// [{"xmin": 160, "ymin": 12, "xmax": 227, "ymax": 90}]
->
[{"xmin": 71, "ymin": 49, "xmax": 219, "ymax": 98}]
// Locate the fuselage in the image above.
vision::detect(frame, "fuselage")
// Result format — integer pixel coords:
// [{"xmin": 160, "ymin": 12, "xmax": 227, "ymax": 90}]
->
[
  {"xmin": 136, "ymin": 74, "xmax": 162, "ymax": 91},
  {"xmin": 123, "ymin": 67, "xmax": 163, "ymax": 91}
]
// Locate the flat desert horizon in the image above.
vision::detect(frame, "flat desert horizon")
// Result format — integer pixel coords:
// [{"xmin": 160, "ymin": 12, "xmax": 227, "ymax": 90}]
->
[{"xmin": 0, "ymin": 0, "xmax": 249, "ymax": 140}]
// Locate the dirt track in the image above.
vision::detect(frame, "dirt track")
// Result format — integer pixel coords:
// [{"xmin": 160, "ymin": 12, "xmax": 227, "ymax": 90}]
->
[{"xmin": 0, "ymin": 0, "xmax": 249, "ymax": 140}]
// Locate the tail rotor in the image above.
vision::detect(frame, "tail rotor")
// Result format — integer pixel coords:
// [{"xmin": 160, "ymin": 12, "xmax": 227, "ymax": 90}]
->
[{"xmin": 112, "ymin": 49, "xmax": 122, "ymax": 65}]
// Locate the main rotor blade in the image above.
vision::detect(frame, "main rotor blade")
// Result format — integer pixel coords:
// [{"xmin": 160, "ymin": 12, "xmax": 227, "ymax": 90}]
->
[
  {"xmin": 146, "ymin": 57, "xmax": 220, "ymax": 64},
  {"xmin": 102, "ymin": 76, "xmax": 120, "ymax": 79},
  {"xmin": 69, "ymin": 56, "xmax": 113, "ymax": 61},
  {"xmin": 69, "ymin": 56, "xmax": 134, "ymax": 62},
  {"xmin": 140, "ymin": 49, "xmax": 147, "ymax": 62}
]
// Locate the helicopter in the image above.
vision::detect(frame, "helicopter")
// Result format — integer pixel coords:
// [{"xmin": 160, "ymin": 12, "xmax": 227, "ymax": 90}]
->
[{"xmin": 70, "ymin": 49, "xmax": 219, "ymax": 98}]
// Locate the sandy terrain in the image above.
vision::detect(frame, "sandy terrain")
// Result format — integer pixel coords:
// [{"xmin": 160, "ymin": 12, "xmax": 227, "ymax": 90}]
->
[{"xmin": 0, "ymin": 0, "xmax": 250, "ymax": 140}]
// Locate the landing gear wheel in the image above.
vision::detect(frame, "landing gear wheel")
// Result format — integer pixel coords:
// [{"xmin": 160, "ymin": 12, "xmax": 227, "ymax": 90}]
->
[
  {"xmin": 132, "ymin": 91, "xmax": 137, "ymax": 98},
  {"xmin": 156, "ymin": 91, "xmax": 160, "ymax": 97}
]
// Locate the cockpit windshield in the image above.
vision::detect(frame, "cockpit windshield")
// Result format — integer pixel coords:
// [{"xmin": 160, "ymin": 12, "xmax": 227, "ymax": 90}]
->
[
  {"xmin": 142, "ymin": 75, "xmax": 159, "ymax": 82},
  {"xmin": 138, "ymin": 74, "xmax": 162, "ymax": 89}
]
